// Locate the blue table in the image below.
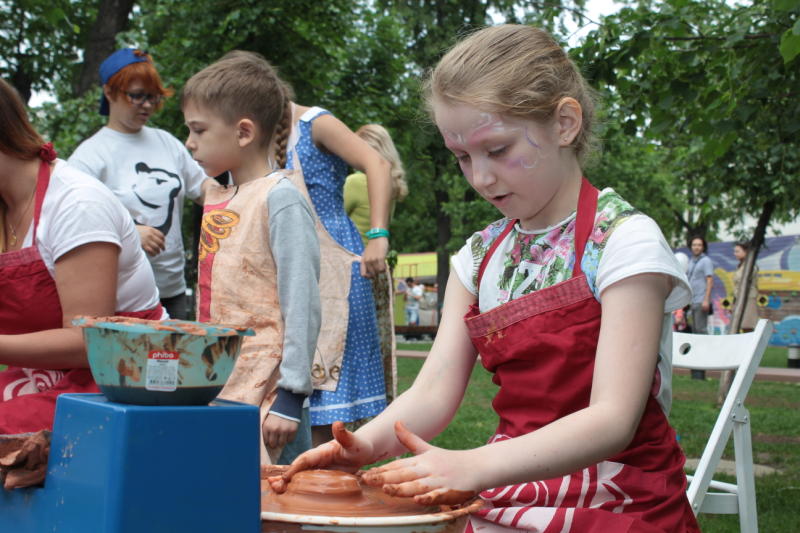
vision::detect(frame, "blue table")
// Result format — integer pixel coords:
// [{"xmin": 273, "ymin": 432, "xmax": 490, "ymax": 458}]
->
[{"xmin": 0, "ymin": 393, "xmax": 261, "ymax": 533}]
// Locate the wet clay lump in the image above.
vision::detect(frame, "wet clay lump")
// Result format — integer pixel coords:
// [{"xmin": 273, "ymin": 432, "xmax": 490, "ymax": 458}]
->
[{"xmin": 261, "ymin": 468, "xmax": 437, "ymax": 517}]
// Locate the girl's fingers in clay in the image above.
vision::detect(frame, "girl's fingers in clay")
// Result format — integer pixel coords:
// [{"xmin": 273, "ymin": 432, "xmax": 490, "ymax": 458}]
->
[
  {"xmin": 362, "ymin": 462, "xmax": 421, "ymax": 486},
  {"xmin": 281, "ymin": 443, "xmax": 337, "ymax": 481},
  {"xmin": 414, "ymin": 487, "xmax": 477, "ymax": 506},
  {"xmin": 268, "ymin": 475, "xmax": 288, "ymax": 493},
  {"xmin": 382, "ymin": 478, "xmax": 431, "ymax": 498}
]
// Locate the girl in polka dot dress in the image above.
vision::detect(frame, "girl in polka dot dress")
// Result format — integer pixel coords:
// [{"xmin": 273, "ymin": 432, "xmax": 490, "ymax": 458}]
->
[{"xmin": 277, "ymin": 100, "xmax": 392, "ymax": 446}]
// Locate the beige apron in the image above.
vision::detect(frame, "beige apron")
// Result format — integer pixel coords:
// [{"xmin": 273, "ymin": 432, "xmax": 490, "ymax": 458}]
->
[{"xmin": 197, "ymin": 169, "xmax": 354, "ymax": 463}]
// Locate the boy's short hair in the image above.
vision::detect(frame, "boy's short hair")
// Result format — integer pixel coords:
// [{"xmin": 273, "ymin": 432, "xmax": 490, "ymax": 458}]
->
[{"xmin": 182, "ymin": 51, "xmax": 291, "ymax": 154}]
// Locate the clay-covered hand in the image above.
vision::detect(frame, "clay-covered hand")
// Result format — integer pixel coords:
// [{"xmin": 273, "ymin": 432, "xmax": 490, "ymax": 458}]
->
[
  {"xmin": 262, "ymin": 413, "xmax": 299, "ymax": 451},
  {"xmin": 360, "ymin": 237, "xmax": 388, "ymax": 278},
  {"xmin": 268, "ymin": 421, "xmax": 373, "ymax": 493},
  {"xmin": 361, "ymin": 421, "xmax": 479, "ymax": 506},
  {"xmin": 136, "ymin": 225, "xmax": 166, "ymax": 256}
]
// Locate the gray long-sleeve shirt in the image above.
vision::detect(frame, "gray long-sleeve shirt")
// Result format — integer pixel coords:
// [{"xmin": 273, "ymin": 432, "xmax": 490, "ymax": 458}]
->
[{"xmin": 267, "ymin": 178, "xmax": 321, "ymax": 421}]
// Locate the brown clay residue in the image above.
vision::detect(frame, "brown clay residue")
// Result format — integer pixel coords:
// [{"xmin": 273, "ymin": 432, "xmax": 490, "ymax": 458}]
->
[
  {"xmin": 75, "ymin": 315, "xmax": 251, "ymax": 337},
  {"xmin": 261, "ymin": 469, "xmax": 435, "ymax": 517},
  {"xmin": 261, "ymin": 467, "xmax": 483, "ymax": 520},
  {"xmin": 0, "ymin": 431, "xmax": 51, "ymax": 490},
  {"xmin": 117, "ymin": 358, "xmax": 142, "ymax": 382}
]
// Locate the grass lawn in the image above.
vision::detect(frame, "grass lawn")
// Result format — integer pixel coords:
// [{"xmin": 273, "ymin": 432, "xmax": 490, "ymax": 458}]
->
[{"xmin": 395, "ymin": 352, "xmax": 800, "ymax": 533}]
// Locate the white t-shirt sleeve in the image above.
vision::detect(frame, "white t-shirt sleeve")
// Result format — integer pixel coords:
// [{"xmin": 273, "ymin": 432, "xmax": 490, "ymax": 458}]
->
[
  {"xmin": 67, "ymin": 142, "xmax": 108, "ymax": 180},
  {"xmin": 596, "ymin": 214, "xmax": 690, "ymax": 312},
  {"xmin": 452, "ymin": 242, "xmax": 478, "ymax": 295},
  {"xmin": 42, "ymin": 174, "xmax": 124, "ymax": 262}
]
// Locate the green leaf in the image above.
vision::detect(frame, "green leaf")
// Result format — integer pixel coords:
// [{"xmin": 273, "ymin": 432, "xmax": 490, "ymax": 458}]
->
[
  {"xmin": 772, "ymin": 0, "xmax": 799, "ymax": 12},
  {"xmin": 780, "ymin": 26, "xmax": 800, "ymax": 63}
]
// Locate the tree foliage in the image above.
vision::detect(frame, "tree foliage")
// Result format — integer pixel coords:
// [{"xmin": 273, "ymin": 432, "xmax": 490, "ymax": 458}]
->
[
  {"xmin": 4, "ymin": 0, "xmax": 797, "ymax": 283},
  {"xmin": 577, "ymin": 0, "xmax": 800, "ymax": 245}
]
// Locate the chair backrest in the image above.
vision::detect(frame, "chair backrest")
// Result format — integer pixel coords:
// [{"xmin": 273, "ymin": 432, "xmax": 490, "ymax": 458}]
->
[
  {"xmin": 672, "ymin": 319, "xmax": 772, "ymax": 531},
  {"xmin": 673, "ymin": 319, "xmax": 771, "ymax": 371}
]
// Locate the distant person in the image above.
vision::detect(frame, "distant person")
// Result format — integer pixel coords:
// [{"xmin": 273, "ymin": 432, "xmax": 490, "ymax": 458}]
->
[
  {"xmin": 673, "ymin": 252, "xmax": 691, "ymax": 332},
  {"xmin": 279, "ymin": 77, "xmax": 393, "ymax": 447},
  {"xmin": 732, "ymin": 241, "xmax": 759, "ymax": 333},
  {"xmin": 687, "ymin": 236, "xmax": 714, "ymax": 379},
  {"xmin": 69, "ymin": 48, "xmax": 212, "ymax": 319},
  {"xmin": 344, "ymin": 124, "xmax": 408, "ymax": 404},
  {"xmin": 404, "ymin": 277, "xmax": 424, "ymax": 326},
  {"xmin": 344, "ymin": 124, "xmax": 408, "ymax": 246}
]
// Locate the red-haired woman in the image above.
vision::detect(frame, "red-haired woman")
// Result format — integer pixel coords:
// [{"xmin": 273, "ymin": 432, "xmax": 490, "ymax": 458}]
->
[
  {"xmin": 69, "ymin": 49, "xmax": 212, "ymax": 320},
  {"xmin": 0, "ymin": 79, "xmax": 164, "ymax": 433}
]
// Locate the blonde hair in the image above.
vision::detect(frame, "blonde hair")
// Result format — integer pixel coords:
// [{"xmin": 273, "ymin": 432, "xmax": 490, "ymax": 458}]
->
[
  {"xmin": 355, "ymin": 124, "xmax": 408, "ymax": 202},
  {"xmin": 182, "ymin": 51, "xmax": 292, "ymax": 162},
  {"xmin": 425, "ymin": 24, "xmax": 598, "ymax": 164}
]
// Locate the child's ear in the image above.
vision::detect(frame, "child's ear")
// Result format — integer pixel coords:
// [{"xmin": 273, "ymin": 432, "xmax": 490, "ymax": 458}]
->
[
  {"xmin": 236, "ymin": 118, "xmax": 257, "ymax": 148},
  {"xmin": 103, "ymin": 85, "xmax": 114, "ymax": 101},
  {"xmin": 555, "ymin": 97, "xmax": 582, "ymax": 147}
]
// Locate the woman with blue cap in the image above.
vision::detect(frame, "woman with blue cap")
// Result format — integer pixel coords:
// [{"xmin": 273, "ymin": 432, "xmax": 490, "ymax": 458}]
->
[{"xmin": 69, "ymin": 49, "xmax": 212, "ymax": 319}]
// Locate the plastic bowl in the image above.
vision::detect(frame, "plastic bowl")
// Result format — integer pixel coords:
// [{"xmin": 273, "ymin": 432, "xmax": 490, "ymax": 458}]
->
[{"xmin": 74, "ymin": 316, "xmax": 254, "ymax": 405}]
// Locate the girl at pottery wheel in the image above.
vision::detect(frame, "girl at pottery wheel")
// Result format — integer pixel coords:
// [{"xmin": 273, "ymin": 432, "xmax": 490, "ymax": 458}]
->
[
  {"xmin": 0, "ymin": 79, "xmax": 164, "ymax": 436},
  {"xmin": 272, "ymin": 25, "xmax": 700, "ymax": 533}
]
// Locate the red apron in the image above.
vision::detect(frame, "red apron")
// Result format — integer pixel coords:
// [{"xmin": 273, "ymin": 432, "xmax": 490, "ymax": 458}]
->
[
  {"xmin": 0, "ymin": 159, "xmax": 162, "ymax": 434},
  {"xmin": 464, "ymin": 178, "xmax": 699, "ymax": 533}
]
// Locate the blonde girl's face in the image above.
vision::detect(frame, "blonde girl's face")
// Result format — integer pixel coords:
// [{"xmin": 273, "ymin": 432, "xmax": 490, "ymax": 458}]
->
[
  {"xmin": 434, "ymin": 100, "xmax": 567, "ymax": 230},
  {"xmin": 183, "ymin": 100, "xmax": 241, "ymax": 178}
]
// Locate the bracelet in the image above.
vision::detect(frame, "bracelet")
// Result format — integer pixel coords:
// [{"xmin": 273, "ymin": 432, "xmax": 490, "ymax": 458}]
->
[{"xmin": 365, "ymin": 227, "xmax": 390, "ymax": 240}]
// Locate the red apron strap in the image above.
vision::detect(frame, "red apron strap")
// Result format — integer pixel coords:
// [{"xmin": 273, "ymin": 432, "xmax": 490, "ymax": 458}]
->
[
  {"xmin": 31, "ymin": 159, "xmax": 52, "ymax": 239},
  {"xmin": 571, "ymin": 177, "xmax": 599, "ymax": 278},
  {"xmin": 476, "ymin": 220, "xmax": 517, "ymax": 287}
]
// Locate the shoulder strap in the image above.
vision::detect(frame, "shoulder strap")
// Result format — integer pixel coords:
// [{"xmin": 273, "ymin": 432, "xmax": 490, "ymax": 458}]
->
[
  {"xmin": 476, "ymin": 220, "xmax": 517, "ymax": 287},
  {"xmin": 572, "ymin": 176, "xmax": 599, "ymax": 277},
  {"xmin": 32, "ymin": 160, "xmax": 53, "ymax": 239},
  {"xmin": 300, "ymin": 106, "xmax": 330, "ymax": 123}
]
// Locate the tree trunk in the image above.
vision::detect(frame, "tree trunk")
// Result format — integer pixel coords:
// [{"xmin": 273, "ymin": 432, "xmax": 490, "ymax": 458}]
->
[
  {"xmin": 717, "ymin": 200, "xmax": 775, "ymax": 404},
  {"xmin": 10, "ymin": 65, "xmax": 33, "ymax": 104},
  {"xmin": 73, "ymin": 0, "xmax": 136, "ymax": 97}
]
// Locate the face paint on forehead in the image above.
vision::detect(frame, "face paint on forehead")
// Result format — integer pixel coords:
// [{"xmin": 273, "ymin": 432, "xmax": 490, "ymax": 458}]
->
[{"xmin": 442, "ymin": 113, "xmax": 522, "ymax": 148}]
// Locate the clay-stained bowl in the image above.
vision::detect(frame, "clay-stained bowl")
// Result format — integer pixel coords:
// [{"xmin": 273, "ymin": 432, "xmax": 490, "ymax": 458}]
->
[
  {"xmin": 74, "ymin": 316, "xmax": 254, "ymax": 405},
  {"xmin": 261, "ymin": 466, "xmax": 483, "ymax": 533}
]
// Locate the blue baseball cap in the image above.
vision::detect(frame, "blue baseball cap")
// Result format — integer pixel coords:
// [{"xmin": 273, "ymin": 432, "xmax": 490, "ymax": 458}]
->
[{"xmin": 98, "ymin": 48, "xmax": 149, "ymax": 116}]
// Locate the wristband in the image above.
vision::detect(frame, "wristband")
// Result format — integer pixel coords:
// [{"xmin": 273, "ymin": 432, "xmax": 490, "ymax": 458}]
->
[{"xmin": 365, "ymin": 227, "xmax": 390, "ymax": 240}]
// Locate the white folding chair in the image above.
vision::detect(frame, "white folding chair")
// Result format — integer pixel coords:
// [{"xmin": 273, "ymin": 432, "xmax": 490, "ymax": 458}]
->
[{"xmin": 672, "ymin": 319, "xmax": 773, "ymax": 533}]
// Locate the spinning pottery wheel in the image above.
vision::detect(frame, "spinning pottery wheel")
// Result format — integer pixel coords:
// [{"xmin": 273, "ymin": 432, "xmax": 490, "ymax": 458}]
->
[{"xmin": 261, "ymin": 466, "xmax": 483, "ymax": 533}]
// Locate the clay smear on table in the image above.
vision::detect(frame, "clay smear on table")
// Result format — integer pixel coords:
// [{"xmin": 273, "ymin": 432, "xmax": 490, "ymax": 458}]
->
[
  {"xmin": 0, "ymin": 431, "xmax": 50, "ymax": 490},
  {"xmin": 261, "ymin": 467, "xmax": 438, "ymax": 517}
]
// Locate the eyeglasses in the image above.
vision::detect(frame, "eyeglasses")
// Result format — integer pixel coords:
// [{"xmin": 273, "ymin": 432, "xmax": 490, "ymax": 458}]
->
[{"xmin": 125, "ymin": 91, "xmax": 163, "ymax": 106}]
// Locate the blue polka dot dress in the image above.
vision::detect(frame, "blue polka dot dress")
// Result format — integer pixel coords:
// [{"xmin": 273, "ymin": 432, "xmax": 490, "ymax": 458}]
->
[{"xmin": 286, "ymin": 107, "xmax": 387, "ymax": 425}]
